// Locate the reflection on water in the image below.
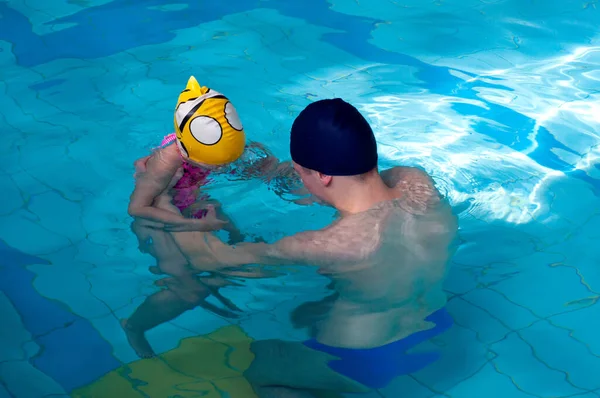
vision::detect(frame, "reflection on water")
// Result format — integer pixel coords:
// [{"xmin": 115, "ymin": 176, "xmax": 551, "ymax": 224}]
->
[{"xmin": 358, "ymin": 46, "xmax": 600, "ymax": 224}]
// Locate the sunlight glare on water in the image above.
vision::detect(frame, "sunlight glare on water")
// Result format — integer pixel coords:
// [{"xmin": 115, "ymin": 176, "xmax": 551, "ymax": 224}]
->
[
  {"xmin": 364, "ymin": 45, "xmax": 600, "ymax": 224},
  {"xmin": 287, "ymin": 2, "xmax": 600, "ymax": 225}
]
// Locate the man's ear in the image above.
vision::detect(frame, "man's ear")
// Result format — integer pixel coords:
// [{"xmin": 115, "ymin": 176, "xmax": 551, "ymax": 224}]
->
[{"xmin": 318, "ymin": 172, "xmax": 333, "ymax": 186}]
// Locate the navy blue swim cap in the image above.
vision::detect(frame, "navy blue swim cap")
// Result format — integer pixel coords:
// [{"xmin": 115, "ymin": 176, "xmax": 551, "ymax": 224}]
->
[{"xmin": 290, "ymin": 98, "xmax": 378, "ymax": 176}]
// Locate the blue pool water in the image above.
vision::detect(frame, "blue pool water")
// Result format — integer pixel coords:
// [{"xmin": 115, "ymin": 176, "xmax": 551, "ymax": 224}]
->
[{"xmin": 1, "ymin": 0, "xmax": 599, "ymax": 397}]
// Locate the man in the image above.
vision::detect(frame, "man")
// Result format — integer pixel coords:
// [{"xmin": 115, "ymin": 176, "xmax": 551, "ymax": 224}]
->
[{"xmin": 175, "ymin": 98, "xmax": 458, "ymax": 398}]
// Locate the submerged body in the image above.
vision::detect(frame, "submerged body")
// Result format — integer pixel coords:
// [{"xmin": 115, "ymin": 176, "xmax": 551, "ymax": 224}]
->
[
  {"xmin": 176, "ymin": 165, "xmax": 458, "ymax": 393},
  {"xmin": 308, "ymin": 167, "xmax": 456, "ymax": 349},
  {"xmin": 125, "ymin": 139, "xmax": 283, "ymax": 358},
  {"xmin": 295, "ymin": 167, "xmax": 457, "ymax": 390},
  {"xmin": 125, "ymin": 75, "xmax": 287, "ymax": 358},
  {"xmin": 125, "ymin": 141, "xmax": 236, "ymax": 358}
]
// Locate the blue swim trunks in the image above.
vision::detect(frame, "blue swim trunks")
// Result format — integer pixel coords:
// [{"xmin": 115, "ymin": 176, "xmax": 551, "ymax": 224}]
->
[{"xmin": 303, "ymin": 307, "xmax": 453, "ymax": 389}]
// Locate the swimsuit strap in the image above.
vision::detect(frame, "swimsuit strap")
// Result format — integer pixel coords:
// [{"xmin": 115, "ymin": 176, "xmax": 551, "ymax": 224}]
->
[{"xmin": 160, "ymin": 133, "xmax": 177, "ymax": 147}]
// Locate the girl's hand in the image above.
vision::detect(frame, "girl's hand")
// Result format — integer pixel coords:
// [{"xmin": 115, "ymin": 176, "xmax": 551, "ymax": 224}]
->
[{"xmin": 133, "ymin": 155, "xmax": 152, "ymax": 178}]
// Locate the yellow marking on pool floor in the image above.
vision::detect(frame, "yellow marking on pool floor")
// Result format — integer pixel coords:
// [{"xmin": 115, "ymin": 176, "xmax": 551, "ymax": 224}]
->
[
  {"xmin": 73, "ymin": 325, "xmax": 343, "ymax": 398},
  {"xmin": 72, "ymin": 325, "xmax": 257, "ymax": 398}
]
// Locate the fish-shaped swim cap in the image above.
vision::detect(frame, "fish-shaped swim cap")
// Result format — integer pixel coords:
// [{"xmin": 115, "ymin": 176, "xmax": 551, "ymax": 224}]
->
[{"xmin": 174, "ymin": 76, "xmax": 246, "ymax": 165}]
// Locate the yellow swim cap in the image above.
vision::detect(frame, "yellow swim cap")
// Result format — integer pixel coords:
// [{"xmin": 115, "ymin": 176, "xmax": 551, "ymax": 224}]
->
[{"xmin": 174, "ymin": 76, "xmax": 246, "ymax": 165}]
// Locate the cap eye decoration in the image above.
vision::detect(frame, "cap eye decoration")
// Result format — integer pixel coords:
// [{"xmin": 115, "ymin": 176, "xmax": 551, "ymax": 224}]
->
[
  {"xmin": 225, "ymin": 102, "xmax": 243, "ymax": 131},
  {"xmin": 190, "ymin": 116, "xmax": 223, "ymax": 146}
]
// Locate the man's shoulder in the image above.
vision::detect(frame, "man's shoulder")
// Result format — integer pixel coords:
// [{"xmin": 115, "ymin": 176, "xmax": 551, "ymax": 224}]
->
[
  {"xmin": 381, "ymin": 166, "xmax": 434, "ymax": 187},
  {"xmin": 287, "ymin": 216, "xmax": 380, "ymax": 263},
  {"xmin": 382, "ymin": 166, "xmax": 444, "ymax": 215}
]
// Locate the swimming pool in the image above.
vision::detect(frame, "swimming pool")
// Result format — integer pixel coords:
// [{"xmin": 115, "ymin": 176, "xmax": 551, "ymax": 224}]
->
[{"xmin": 1, "ymin": 0, "xmax": 599, "ymax": 396}]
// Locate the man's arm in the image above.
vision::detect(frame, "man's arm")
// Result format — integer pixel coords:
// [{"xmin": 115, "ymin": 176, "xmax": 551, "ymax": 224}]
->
[
  {"xmin": 210, "ymin": 227, "xmax": 341, "ymax": 270},
  {"xmin": 235, "ymin": 231, "xmax": 328, "ymax": 266}
]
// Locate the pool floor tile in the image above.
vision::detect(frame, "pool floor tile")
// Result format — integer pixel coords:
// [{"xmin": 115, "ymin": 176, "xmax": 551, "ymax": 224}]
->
[
  {"xmin": 30, "ymin": 260, "xmax": 112, "ymax": 320},
  {"xmin": 0, "ymin": 384, "xmax": 10, "ymax": 398},
  {"xmin": 0, "ymin": 212, "xmax": 72, "ymax": 255},
  {"xmin": 519, "ymin": 320, "xmax": 600, "ymax": 391},
  {"xmin": 446, "ymin": 296, "xmax": 511, "ymax": 344},
  {"xmin": 9, "ymin": 170, "xmax": 51, "ymax": 198},
  {"xmin": 550, "ymin": 304, "xmax": 600, "ymax": 357},
  {"xmin": 461, "ymin": 288, "xmax": 538, "ymax": 331},
  {"xmin": 28, "ymin": 190, "xmax": 85, "ymax": 242},
  {"xmin": 20, "ymin": 158, "xmax": 90, "ymax": 203},
  {"xmin": 31, "ymin": 319, "xmax": 121, "ymax": 392},
  {"xmin": 240, "ymin": 311, "xmax": 295, "ymax": 342},
  {"xmin": 444, "ymin": 266, "xmax": 480, "ymax": 295},
  {"xmin": 541, "ymin": 178, "xmax": 600, "ymax": 227},
  {"xmin": 87, "ymin": 268, "xmax": 152, "ymax": 311},
  {"xmin": 145, "ymin": 321, "xmax": 198, "ymax": 356},
  {"xmin": 490, "ymin": 332, "xmax": 586, "ymax": 396},
  {"xmin": 453, "ymin": 226, "xmax": 538, "ymax": 266},
  {"xmin": 446, "ymin": 363, "xmax": 533, "ymax": 398},
  {"xmin": 0, "ymin": 361, "xmax": 66, "ymax": 398},
  {"xmin": 492, "ymin": 260, "xmax": 594, "ymax": 319},
  {"xmin": 0, "ymin": 291, "xmax": 34, "ymax": 362},
  {"xmin": 0, "ymin": 174, "xmax": 23, "ymax": 217},
  {"xmin": 410, "ymin": 324, "xmax": 491, "ymax": 392},
  {"xmin": 543, "ymin": 239, "xmax": 600, "ymax": 296},
  {"xmin": 169, "ymin": 305, "xmax": 233, "ymax": 335},
  {"xmin": 380, "ymin": 375, "xmax": 437, "ymax": 398},
  {"xmin": 88, "ymin": 313, "xmax": 138, "ymax": 364},
  {"xmin": 344, "ymin": 391, "xmax": 384, "ymax": 398},
  {"xmin": 461, "ymin": 261, "xmax": 521, "ymax": 289}
]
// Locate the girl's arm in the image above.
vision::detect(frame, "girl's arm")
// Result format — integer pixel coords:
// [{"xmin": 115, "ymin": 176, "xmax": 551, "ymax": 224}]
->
[{"xmin": 128, "ymin": 149, "xmax": 226, "ymax": 231}]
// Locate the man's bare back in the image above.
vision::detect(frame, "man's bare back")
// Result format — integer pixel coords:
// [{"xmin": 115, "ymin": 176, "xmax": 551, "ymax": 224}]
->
[{"xmin": 305, "ymin": 166, "xmax": 457, "ymax": 348}]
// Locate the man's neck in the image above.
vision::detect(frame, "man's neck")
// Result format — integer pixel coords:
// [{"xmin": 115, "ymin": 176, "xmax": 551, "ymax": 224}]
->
[{"xmin": 332, "ymin": 174, "xmax": 396, "ymax": 215}]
